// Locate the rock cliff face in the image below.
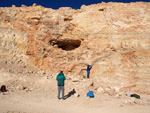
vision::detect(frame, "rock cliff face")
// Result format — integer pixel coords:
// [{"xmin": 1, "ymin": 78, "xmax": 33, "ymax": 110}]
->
[{"xmin": 0, "ymin": 2, "xmax": 150, "ymax": 94}]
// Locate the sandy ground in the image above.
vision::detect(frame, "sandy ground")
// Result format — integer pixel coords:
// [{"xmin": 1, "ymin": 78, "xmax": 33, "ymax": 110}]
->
[
  {"xmin": 0, "ymin": 79, "xmax": 150, "ymax": 113},
  {"xmin": 1, "ymin": 92, "xmax": 150, "ymax": 113}
]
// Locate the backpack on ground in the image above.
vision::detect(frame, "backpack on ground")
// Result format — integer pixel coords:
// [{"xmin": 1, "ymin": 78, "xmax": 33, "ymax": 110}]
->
[{"xmin": 87, "ymin": 91, "xmax": 94, "ymax": 98}]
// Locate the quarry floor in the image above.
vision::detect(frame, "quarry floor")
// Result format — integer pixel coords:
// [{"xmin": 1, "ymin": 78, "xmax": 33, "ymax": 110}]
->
[{"xmin": 0, "ymin": 80, "xmax": 150, "ymax": 113}]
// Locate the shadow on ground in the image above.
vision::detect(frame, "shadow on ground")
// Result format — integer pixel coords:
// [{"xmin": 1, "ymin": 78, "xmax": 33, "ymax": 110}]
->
[{"xmin": 64, "ymin": 89, "xmax": 76, "ymax": 99}]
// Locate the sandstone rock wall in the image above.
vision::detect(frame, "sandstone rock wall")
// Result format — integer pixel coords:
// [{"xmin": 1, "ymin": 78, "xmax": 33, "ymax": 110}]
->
[{"xmin": 0, "ymin": 2, "xmax": 150, "ymax": 94}]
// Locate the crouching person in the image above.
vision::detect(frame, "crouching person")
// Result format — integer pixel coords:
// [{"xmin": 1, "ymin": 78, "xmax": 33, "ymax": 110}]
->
[{"xmin": 0, "ymin": 85, "xmax": 7, "ymax": 95}]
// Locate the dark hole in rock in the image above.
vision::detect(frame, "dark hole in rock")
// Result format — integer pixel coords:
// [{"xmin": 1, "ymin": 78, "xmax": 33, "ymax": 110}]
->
[
  {"xmin": 98, "ymin": 9, "xmax": 104, "ymax": 11},
  {"xmin": 50, "ymin": 39, "xmax": 81, "ymax": 51},
  {"xmin": 64, "ymin": 18, "xmax": 72, "ymax": 21},
  {"xmin": 23, "ymin": 87, "xmax": 27, "ymax": 90},
  {"xmin": 57, "ymin": 40, "xmax": 81, "ymax": 51}
]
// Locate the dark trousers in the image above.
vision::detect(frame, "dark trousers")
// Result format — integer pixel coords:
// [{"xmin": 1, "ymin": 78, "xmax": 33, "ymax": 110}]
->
[
  {"xmin": 87, "ymin": 71, "xmax": 90, "ymax": 78},
  {"xmin": 58, "ymin": 86, "xmax": 64, "ymax": 99}
]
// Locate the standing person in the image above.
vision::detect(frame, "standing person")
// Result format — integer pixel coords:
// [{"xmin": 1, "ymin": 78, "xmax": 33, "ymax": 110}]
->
[
  {"xmin": 56, "ymin": 71, "xmax": 66, "ymax": 100},
  {"xmin": 87, "ymin": 65, "xmax": 92, "ymax": 78}
]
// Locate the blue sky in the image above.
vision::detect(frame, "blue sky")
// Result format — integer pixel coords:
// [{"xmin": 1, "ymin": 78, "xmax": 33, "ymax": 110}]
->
[{"xmin": 0, "ymin": 0, "xmax": 150, "ymax": 9}]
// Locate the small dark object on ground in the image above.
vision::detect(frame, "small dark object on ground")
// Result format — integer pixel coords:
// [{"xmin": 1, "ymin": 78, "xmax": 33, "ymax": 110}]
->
[
  {"xmin": 131, "ymin": 94, "xmax": 140, "ymax": 99},
  {"xmin": 0, "ymin": 85, "xmax": 7, "ymax": 95},
  {"xmin": 126, "ymin": 92, "xmax": 140, "ymax": 99}
]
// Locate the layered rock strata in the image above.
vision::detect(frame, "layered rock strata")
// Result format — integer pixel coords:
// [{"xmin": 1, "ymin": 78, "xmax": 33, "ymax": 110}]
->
[{"xmin": 0, "ymin": 2, "xmax": 150, "ymax": 94}]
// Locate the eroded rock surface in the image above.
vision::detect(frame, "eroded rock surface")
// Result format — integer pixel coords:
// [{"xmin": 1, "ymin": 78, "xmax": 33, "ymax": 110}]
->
[{"xmin": 0, "ymin": 2, "xmax": 150, "ymax": 94}]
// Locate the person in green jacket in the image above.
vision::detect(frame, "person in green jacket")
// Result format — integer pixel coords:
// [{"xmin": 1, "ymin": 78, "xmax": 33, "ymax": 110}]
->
[{"xmin": 56, "ymin": 71, "xmax": 66, "ymax": 100}]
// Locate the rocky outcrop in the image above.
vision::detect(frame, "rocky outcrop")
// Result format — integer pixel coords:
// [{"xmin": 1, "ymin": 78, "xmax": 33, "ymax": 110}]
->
[{"xmin": 0, "ymin": 2, "xmax": 150, "ymax": 94}]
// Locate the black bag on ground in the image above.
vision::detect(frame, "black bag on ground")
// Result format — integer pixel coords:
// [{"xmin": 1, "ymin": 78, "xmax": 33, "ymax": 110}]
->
[{"xmin": 131, "ymin": 94, "xmax": 140, "ymax": 99}]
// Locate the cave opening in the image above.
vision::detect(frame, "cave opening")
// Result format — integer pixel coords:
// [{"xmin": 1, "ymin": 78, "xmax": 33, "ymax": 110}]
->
[{"xmin": 50, "ymin": 39, "xmax": 81, "ymax": 51}]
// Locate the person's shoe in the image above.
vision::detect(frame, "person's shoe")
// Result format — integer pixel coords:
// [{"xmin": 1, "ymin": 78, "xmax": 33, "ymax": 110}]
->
[
  {"xmin": 62, "ymin": 98, "xmax": 65, "ymax": 100},
  {"xmin": 58, "ymin": 97, "xmax": 60, "ymax": 100}
]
